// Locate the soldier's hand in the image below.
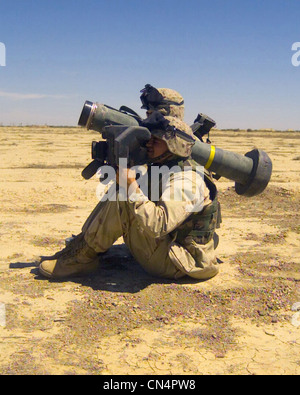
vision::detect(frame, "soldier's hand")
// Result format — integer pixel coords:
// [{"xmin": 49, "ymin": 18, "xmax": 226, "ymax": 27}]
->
[{"xmin": 116, "ymin": 166, "xmax": 137, "ymax": 189}]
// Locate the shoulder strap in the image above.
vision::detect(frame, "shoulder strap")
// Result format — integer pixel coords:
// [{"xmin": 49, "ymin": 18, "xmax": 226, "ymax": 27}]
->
[{"xmin": 119, "ymin": 106, "xmax": 142, "ymax": 120}]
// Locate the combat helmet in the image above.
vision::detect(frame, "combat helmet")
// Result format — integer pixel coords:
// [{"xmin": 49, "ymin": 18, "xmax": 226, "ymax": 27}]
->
[
  {"xmin": 140, "ymin": 84, "xmax": 185, "ymax": 120},
  {"xmin": 142, "ymin": 112, "xmax": 195, "ymax": 160}
]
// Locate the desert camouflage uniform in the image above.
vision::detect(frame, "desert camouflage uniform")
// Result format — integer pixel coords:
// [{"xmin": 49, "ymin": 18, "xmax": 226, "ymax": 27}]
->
[
  {"xmin": 81, "ymin": 158, "xmax": 218, "ymax": 280},
  {"xmin": 39, "ymin": 114, "xmax": 219, "ymax": 280}
]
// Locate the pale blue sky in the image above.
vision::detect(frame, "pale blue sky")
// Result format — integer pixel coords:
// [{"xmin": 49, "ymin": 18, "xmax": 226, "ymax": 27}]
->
[{"xmin": 0, "ymin": 0, "xmax": 299, "ymax": 129}]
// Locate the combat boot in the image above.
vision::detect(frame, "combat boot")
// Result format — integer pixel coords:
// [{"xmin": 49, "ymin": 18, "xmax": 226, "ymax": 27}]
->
[{"xmin": 39, "ymin": 233, "xmax": 99, "ymax": 279}]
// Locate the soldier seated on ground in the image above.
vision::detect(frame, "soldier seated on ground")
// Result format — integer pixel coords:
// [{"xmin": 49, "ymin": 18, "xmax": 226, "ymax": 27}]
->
[{"xmin": 39, "ymin": 111, "xmax": 220, "ymax": 281}]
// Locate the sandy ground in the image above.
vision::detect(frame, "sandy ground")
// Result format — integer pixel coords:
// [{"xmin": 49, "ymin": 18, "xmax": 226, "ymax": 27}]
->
[{"xmin": 0, "ymin": 126, "xmax": 299, "ymax": 375}]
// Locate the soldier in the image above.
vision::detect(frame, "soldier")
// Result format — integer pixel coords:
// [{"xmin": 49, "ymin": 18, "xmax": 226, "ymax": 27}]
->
[
  {"xmin": 39, "ymin": 112, "xmax": 220, "ymax": 281},
  {"xmin": 140, "ymin": 84, "xmax": 221, "ymax": 244}
]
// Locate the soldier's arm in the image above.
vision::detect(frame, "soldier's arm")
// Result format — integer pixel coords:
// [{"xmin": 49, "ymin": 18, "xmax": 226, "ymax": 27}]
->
[{"xmin": 127, "ymin": 170, "xmax": 207, "ymax": 238}]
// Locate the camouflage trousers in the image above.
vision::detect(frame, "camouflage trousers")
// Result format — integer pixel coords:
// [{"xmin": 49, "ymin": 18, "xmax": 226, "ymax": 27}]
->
[{"xmin": 82, "ymin": 198, "xmax": 219, "ymax": 281}]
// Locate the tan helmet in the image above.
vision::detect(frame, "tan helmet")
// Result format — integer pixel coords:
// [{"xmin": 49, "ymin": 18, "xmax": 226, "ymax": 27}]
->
[
  {"xmin": 140, "ymin": 84, "xmax": 185, "ymax": 120},
  {"xmin": 143, "ymin": 113, "xmax": 195, "ymax": 159}
]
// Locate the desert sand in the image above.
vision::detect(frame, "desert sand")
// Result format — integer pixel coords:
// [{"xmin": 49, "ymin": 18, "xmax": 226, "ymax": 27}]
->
[{"xmin": 0, "ymin": 126, "xmax": 299, "ymax": 375}]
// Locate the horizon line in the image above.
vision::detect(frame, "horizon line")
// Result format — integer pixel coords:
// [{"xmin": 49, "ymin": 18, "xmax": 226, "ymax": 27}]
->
[{"xmin": 0, "ymin": 124, "xmax": 299, "ymax": 132}]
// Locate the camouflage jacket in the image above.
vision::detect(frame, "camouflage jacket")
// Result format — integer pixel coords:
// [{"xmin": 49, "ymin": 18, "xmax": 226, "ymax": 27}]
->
[{"xmin": 126, "ymin": 158, "xmax": 220, "ymax": 245}]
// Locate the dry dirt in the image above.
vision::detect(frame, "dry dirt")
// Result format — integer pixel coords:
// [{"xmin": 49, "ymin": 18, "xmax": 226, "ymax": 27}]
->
[{"xmin": 0, "ymin": 126, "xmax": 299, "ymax": 375}]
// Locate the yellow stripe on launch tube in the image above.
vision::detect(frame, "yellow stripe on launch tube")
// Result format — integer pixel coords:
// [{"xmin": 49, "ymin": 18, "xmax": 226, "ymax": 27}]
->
[{"xmin": 205, "ymin": 145, "xmax": 216, "ymax": 170}]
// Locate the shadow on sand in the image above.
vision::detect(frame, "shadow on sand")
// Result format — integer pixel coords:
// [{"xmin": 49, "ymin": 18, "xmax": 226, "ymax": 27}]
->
[{"xmin": 9, "ymin": 243, "xmax": 209, "ymax": 294}]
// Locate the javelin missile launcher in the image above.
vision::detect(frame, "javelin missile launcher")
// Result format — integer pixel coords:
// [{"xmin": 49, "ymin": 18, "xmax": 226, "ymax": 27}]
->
[{"xmin": 78, "ymin": 100, "xmax": 272, "ymax": 197}]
